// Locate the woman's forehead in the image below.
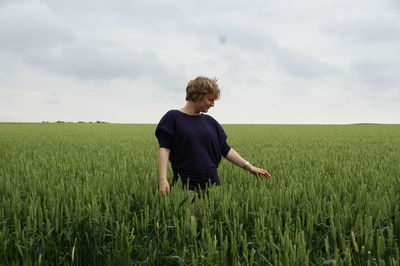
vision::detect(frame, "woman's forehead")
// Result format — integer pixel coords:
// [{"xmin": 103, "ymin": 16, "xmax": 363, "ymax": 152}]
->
[{"xmin": 205, "ymin": 92, "xmax": 216, "ymax": 99}]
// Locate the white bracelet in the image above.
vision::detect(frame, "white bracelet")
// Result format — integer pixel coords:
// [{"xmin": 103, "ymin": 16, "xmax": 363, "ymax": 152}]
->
[{"xmin": 242, "ymin": 161, "xmax": 250, "ymax": 168}]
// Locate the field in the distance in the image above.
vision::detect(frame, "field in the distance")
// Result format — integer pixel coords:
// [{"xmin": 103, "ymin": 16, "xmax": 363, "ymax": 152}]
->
[{"xmin": 0, "ymin": 123, "xmax": 399, "ymax": 265}]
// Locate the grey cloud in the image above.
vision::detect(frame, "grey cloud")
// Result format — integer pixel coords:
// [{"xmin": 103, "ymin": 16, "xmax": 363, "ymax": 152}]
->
[
  {"xmin": 26, "ymin": 43, "xmax": 167, "ymax": 80},
  {"xmin": 0, "ymin": 1, "xmax": 184, "ymax": 83},
  {"xmin": 42, "ymin": 0, "xmax": 259, "ymax": 20},
  {"xmin": 186, "ymin": 12, "xmax": 277, "ymax": 52},
  {"xmin": 351, "ymin": 59, "xmax": 400, "ymax": 91},
  {"xmin": 322, "ymin": 18, "xmax": 400, "ymax": 42},
  {"xmin": 216, "ymin": 27, "xmax": 277, "ymax": 52},
  {"xmin": 0, "ymin": 1, "xmax": 73, "ymax": 53},
  {"xmin": 190, "ymin": 16, "xmax": 337, "ymax": 79},
  {"xmin": 273, "ymin": 47, "xmax": 336, "ymax": 78},
  {"xmin": 35, "ymin": 43, "xmax": 185, "ymax": 87},
  {"xmin": 1, "ymin": 91, "xmax": 62, "ymax": 104},
  {"xmin": 2, "ymin": 0, "xmax": 335, "ymax": 82},
  {"xmin": 388, "ymin": 0, "xmax": 400, "ymax": 11},
  {"xmin": 44, "ymin": 98, "xmax": 61, "ymax": 104},
  {"xmin": 0, "ymin": 0, "xmax": 21, "ymax": 8},
  {"xmin": 42, "ymin": 0, "xmax": 187, "ymax": 29}
]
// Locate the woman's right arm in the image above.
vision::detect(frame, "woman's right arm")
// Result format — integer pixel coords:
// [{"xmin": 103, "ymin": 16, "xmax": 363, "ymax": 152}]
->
[{"xmin": 158, "ymin": 147, "xmax": 171, "ymax": 195}]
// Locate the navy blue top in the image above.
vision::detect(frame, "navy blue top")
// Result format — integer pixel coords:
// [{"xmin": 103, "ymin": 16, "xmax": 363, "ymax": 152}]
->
[{"xmin": 155, "ymin": 110, "xmax": 231, "ymax": 190}]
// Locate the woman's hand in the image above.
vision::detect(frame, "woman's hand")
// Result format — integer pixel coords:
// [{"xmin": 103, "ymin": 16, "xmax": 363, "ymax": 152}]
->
[
  {"xmin": 225, "ymin": 148, "xmax": 272, "ymax": 179},
  {"xmin": 247, "ymin": 165, "xmax": 272, "ymax": 179},
  {"xmin": 158, "ymin": 148, "xmax": 171, "ymax": 195},
  {"xmin": 159, "ymin": 180, "xmax": 170, "ymax": 195}
]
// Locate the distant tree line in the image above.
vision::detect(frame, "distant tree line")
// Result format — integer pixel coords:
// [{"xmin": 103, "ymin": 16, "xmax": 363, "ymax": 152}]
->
[{"xmin": 42, "ymin": 121, "xmax": 109, "ymax": 124}]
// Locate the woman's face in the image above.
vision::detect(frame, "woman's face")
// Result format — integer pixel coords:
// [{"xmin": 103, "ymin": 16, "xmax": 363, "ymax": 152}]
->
[{"xmin": 196, "ymin": 93, "xmax": 215, "ymax": 113}]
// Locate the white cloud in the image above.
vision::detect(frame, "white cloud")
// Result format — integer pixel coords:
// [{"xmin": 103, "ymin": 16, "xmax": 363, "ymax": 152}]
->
[
  {"xmin": 322, "ymin": 18, "xmax": 400, "ymax": 42},
  {"xmin": 0, "ymin": 0, "xmax": 399, "ymax": 123},
  {"xmin": 0, "ymin": 0, "xmax": 185, "ymax": 89},
  {"xmin": 272, "ymin": 47, "xmax": 337, "ymax": 78},
  {"xmin": 351, "ymin": 59, "xmax": 400, "ymax": 93},
  {"xmin": 0, "ymin": 1, "xmax": 73, "ymax": 53},
  {"xmin": 28, "ymin": 42, "xmax": 168, "ymax": 80}
]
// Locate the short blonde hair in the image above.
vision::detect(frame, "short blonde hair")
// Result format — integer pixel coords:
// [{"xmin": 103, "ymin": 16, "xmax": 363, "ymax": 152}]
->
[{"xmin": 185, "ymin": 76, "xmax": 220, "ymax": 101}]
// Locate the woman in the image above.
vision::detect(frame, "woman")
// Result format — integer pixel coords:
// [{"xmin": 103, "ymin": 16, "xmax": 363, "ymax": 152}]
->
[{"xmin": 155, "ymin": 76, "xmax": 272, "ymax": 195}]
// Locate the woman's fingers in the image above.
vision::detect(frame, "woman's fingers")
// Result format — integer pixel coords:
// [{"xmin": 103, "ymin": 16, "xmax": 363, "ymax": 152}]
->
[
  {"xmin": 263, "ymin": 170, "xmax": 272, "ymax": 178},
  {"xmin": 255, "ymin": 168, "xmax": 272, "ymax": 179},
  {"xmin": 159, "ymin": 182, "xmax": 170, "ymax": 195}
]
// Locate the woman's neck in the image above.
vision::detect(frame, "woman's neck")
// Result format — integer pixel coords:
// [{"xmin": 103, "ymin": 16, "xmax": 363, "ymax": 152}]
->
[{"xmin": 179, "ymin": 102, "xmax": 201, "ymax": 116}]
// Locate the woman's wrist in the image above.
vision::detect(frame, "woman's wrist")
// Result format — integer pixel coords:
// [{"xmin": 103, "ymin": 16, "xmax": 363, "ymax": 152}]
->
[{"xmin": 242, "ymin": 161, "xmax": 251, "ymax": 170}]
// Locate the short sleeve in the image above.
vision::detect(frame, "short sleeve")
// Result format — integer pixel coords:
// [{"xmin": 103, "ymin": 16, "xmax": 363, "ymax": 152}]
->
[
  {"xmin": 155, "ymin": 111, "xmax": 175, "ymax": 149},
  {"xmin": 215, "ymin": 121, "xmax": 231, "ymax": 157}
]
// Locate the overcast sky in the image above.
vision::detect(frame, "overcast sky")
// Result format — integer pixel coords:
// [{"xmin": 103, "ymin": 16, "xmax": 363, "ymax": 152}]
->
[{"xmin": 1, "ymin": 0, "xmax": 399, "ymax": 124}]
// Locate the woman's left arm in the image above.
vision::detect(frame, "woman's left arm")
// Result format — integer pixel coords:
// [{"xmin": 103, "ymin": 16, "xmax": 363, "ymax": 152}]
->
[{"xmin": 225, "ymin": 148, "xmax": 272, "ymax": 178}]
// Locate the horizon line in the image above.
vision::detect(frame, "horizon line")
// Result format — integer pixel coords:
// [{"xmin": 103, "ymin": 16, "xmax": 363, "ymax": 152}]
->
[{"xmin": 1, "ymin": 122, "xmax": 399, "ymax": 126}]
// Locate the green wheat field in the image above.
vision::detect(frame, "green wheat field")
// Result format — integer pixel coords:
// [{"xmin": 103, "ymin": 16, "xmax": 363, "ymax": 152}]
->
[{"xmin": 0, "ymin": 123, "xmax": 399, "ymax": 265}]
